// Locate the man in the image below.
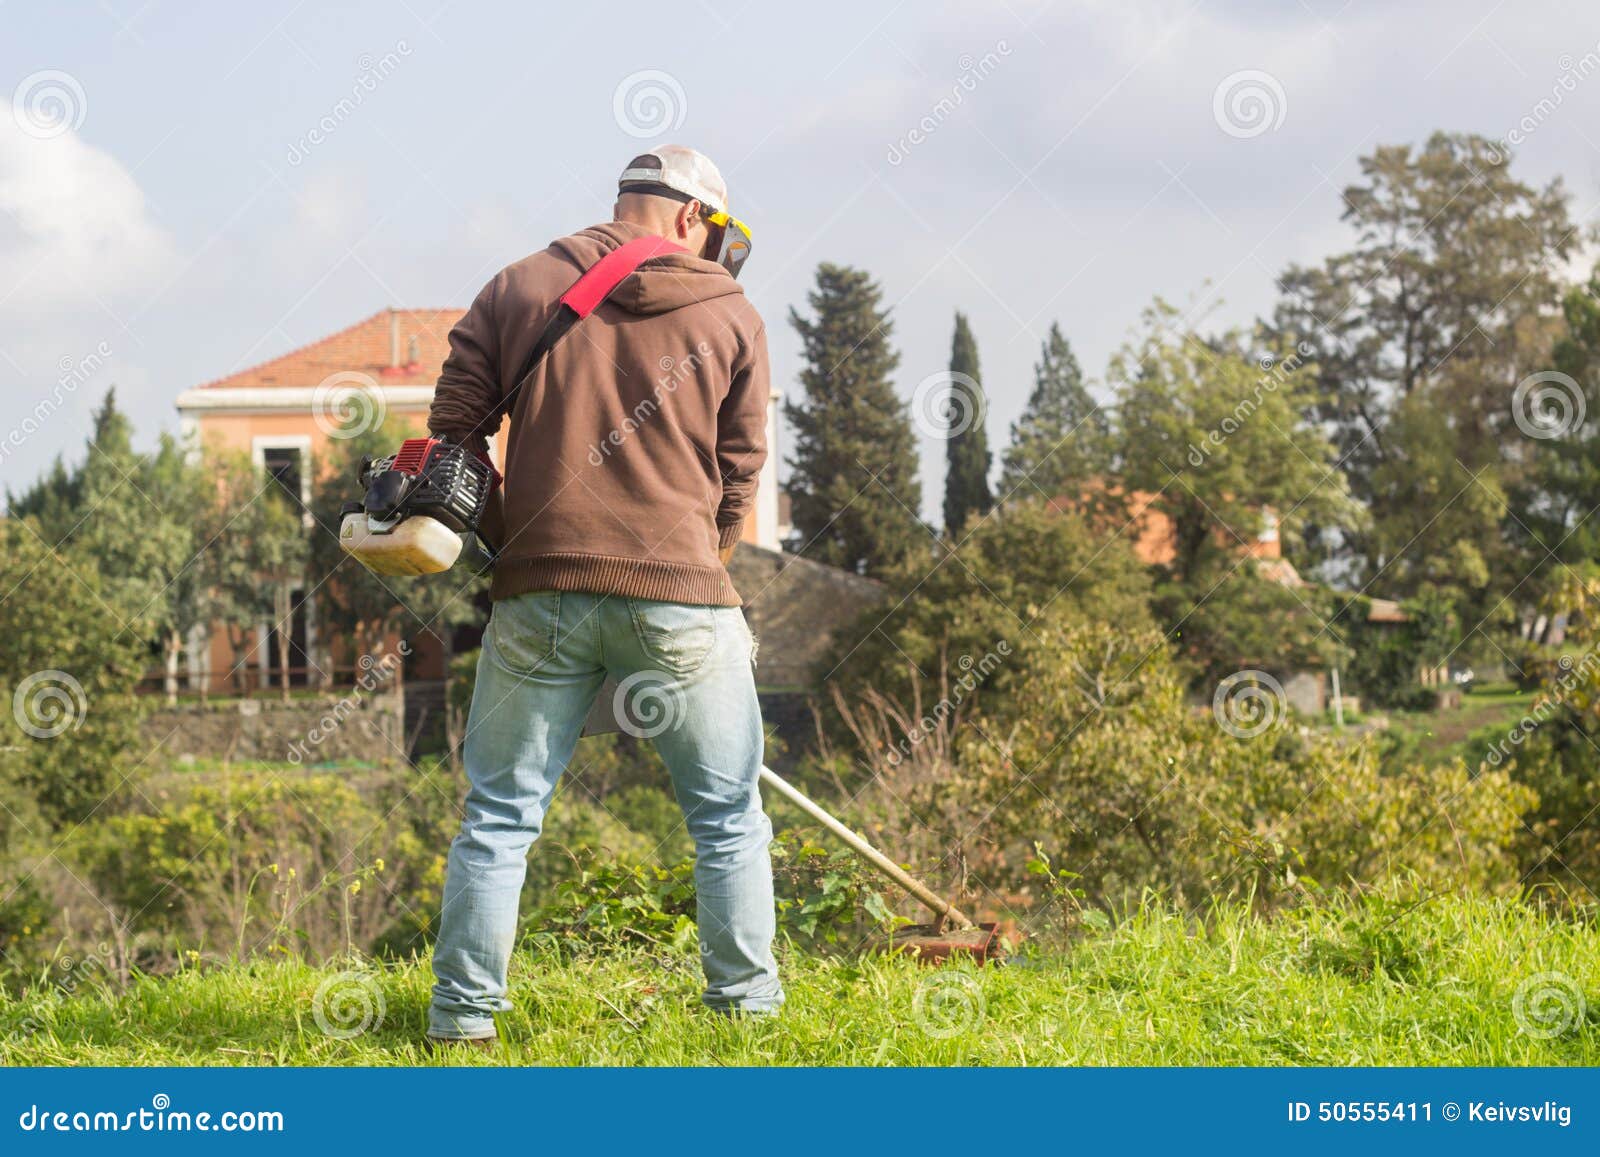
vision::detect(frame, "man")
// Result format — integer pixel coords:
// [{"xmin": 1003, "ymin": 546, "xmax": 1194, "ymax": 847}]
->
[{"xmin": 425, "ymin": 146, "xmax": 780, "ymax": 1044}]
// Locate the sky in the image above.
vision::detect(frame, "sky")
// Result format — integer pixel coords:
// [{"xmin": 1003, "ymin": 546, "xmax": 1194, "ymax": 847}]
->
[{"xmin": 3, "ymin": 0, "xmax": 1600, "ymax": 519}]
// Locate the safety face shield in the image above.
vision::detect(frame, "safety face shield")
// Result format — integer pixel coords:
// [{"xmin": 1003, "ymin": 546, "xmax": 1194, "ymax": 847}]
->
[{"xmin": 702, "ymin": 209, "xmax": 752, "ymax": 279}]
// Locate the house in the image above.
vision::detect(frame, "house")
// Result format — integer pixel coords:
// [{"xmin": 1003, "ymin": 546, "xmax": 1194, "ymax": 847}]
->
[
  {"xmin": 1050, "ymin": 489, "xmax": 1300, "ymax": 584},
  {"xmin": 175, "ymin": 307, "xmax": 783, "ymax": 692}
]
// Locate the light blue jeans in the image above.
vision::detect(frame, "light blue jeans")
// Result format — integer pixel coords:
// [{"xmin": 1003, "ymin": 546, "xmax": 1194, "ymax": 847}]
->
[{"xmin": 429, "ymin": 590, "xmax": 783, "ymax": 1038}]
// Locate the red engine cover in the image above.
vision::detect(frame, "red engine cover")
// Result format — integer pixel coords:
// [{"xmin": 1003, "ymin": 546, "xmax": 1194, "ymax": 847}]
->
[{"xmin": 390, "ymin": 437, "xmax": 441, "ymax": 476}]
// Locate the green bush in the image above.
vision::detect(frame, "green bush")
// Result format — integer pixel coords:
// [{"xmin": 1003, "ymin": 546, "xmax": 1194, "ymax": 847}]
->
[
  {"xmin": 831, "ymin": 616, "xmax": 1533, "ymax": 917},
  {"xmin": 819, "ymin": 501, "xmax": 1152, "ymax": 739},
  {"xmin": 521, "ymin": 832, "xmax": 893, "ymax": 959},
  {"xmin": 1331, "ymin": 590, "xmax": 1458, "ymax": 708}
]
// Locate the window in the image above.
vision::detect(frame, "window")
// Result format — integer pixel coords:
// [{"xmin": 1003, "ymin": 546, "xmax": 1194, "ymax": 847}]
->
[
  {"xmin": 252, "ymin": 435, "xmax": 312, "ymax": 509},
  {"xmin": 262, "ymin": 447, "xmax": 303, "ymax": 506}
]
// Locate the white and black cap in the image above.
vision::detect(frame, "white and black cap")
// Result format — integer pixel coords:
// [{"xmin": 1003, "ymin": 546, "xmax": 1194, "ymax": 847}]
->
[{"xmin": 618, "ymin": 144, "xmax": 729, "ymax": 214}]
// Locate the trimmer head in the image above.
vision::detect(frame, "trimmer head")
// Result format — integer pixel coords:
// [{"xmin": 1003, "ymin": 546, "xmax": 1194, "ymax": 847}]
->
[{"xmin": 882, "ymin": 922, "xmax": 1003, "ymax": 965}]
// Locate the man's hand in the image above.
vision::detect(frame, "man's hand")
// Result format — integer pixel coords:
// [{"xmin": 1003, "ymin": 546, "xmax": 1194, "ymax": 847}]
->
[{"xmin": 718, "ymin": 542, "xmax": 737, "ymax": 566}]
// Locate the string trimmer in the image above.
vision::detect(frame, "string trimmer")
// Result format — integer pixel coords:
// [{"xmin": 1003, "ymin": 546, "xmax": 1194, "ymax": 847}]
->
[{"xmin": 584, "ymin": 689, "xmax": 999, "ymax": 963}]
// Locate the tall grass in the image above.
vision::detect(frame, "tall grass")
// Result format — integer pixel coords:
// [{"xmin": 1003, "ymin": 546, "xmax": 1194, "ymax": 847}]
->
[{"xmin": 3, "ymin": 894, "xmax": 1595, "ymax": 1066}]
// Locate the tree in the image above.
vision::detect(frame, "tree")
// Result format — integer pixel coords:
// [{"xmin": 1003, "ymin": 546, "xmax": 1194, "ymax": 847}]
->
[
  {"xmin": 821, "ymin": 500, "xmax": 1153, "ymax": 733},
  {"xmin": 785, "ymin": 264, "xmax": 923, "ymax": 576},
  {"xmin": 11, "ymin": 391, "xmax": 198, "ymax": 698},
  {"xmin": 0, "ymin": 520, "xmax": 148, "ymax": 828},
  {"xmin": 195, "ymin": 453, "xmax": 310, "ymax": 699},
  {"xmin": 942, "ymin": 312, "xmax": 993, "ymax": 534},
  {"xmin": 1514, "ymin": 262, "xmax": 1600, "ymax": 589},
  {"xmin": 1272, "ymin": 132, "xmax": 1573, "ymax": 612},
  {"xmin": 999, "ymin": 322, "xmax": 1108, "ymax": 501},
  {"xmin": 1109, "ymin": 303, "xmax": 1360, "ymax": 679}
]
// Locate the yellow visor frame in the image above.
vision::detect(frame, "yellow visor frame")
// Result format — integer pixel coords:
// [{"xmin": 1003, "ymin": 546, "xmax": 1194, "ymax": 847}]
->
[{"xmin": 703, "ymin": 208, "xmax": 753, "ymax": 279}]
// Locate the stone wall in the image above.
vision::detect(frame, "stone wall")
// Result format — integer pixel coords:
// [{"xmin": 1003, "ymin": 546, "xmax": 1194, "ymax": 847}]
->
[{"xmin": 143, "ymin": 690, "xmax": 406, "ymax": 765}]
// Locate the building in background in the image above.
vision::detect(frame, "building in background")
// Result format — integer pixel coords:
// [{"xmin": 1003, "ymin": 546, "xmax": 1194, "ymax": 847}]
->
[{"xmin": 176, "ymin": 307, "xmax": 783, "ymax": 690}]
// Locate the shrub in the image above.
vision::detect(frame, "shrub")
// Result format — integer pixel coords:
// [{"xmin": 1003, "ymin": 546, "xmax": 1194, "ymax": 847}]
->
[
  {"xmin": 0, "ymin": 523, "xmax": 148, "ymax": 829},
  {"xmin": 819, "ymin": 501, "xmax": 1152, "ymax": 740},
  {"xmin": 521, "ymin": 832, "xmax": 893, "ymax": 959},
  {"xmin": 827, "ymin": 616, "xmax": 1533, "ymax": 918}
]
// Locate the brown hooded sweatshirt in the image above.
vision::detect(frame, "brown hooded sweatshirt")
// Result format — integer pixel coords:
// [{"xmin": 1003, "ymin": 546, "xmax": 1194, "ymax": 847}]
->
[{"xmin": 428, "ymin": 220, "xmax": 770, "ymax": 607}]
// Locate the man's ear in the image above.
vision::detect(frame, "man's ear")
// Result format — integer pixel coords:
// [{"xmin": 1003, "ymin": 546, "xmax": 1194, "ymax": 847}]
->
[{"xmin": 675, "ymin": 199, "xmax": 704, "ymax": 240}]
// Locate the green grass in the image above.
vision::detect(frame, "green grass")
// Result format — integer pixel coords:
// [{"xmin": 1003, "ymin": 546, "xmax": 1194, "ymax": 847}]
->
[
  {"xmin": 4, "ymin": 895, "xmax": 1597, "ymax": 1066},
  {"xmin": 1381, "ymin": 686, "xmax": 1537, "ymax": 763}
]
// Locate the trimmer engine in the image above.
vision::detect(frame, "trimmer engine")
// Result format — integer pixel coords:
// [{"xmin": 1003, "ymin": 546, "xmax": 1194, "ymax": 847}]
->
[{"xmin": 338, "ymin": 437, "xmax": 497, "ymax": 576}]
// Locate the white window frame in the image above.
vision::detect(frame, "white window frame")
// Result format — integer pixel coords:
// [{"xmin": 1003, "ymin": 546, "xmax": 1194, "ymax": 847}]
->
[
  {"xmin": 250, "ymin": 435, "xmax": 316, "ymax": 685},
  {"xmin": 251, "ymin": 434, "xmax": 313, "ymax": 507}
]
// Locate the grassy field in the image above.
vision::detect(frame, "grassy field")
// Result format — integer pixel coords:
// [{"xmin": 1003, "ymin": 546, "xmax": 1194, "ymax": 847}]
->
[
  {"xmin": 4, "ymin": 894, "xmax": 1596, "ymax": 1066},
  {"xmin": 1378, "ymin": 683, "xmax": 1536, "ymax": 762}
]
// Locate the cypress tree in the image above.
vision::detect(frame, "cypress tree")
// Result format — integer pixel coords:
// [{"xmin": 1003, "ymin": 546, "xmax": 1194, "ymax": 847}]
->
[
  {"xmin": 942, "ymin": 312, "xmax": 993, "ymax": 534},
  {"xmin": 785, "ymin": 264, "xmax": 923, "ymax": 576},
  {"xmin": 1000, "ymin": 322, "xmax": 1107, "ymax": 500}
]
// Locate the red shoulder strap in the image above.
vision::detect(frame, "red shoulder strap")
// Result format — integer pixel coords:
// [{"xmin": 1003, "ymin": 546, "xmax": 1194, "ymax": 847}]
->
[
  {"xmin": 560, "ymin": 234, "xmax": 685, "ymax": 318},
  {"xmin": 502, "ymin": 235, "xmax": 687, "ymax": 418}
]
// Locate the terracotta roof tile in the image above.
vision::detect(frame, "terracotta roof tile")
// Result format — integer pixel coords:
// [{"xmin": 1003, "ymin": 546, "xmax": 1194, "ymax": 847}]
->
[{"xmin": 196, "ymin": 308, "xmax": 465, "ymax": 390}]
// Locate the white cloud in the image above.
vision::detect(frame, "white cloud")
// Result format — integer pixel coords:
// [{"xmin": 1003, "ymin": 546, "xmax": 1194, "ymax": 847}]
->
[{"xmin": 0, "ymin": 110, "xmax": 177, "ymax": 314}]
